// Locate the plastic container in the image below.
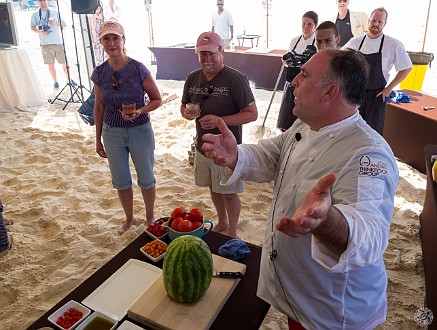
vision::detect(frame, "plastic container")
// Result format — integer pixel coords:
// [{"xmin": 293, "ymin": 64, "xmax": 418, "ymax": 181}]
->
[
  {"xmin": 400, "ymin": 52, "xmax": 434, "ymax": 91},
  {"xmin": 230, "ymin": 41, "xmax": 235, "ymax": 51}
]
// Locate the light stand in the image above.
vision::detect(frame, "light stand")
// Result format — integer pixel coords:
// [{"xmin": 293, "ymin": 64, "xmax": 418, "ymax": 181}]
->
[{"xmin": 50, "ymin": 0, "xmax": 90, "ymax": 110}]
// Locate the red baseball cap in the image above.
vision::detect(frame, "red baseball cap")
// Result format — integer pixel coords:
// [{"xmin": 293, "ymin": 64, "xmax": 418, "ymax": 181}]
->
[
  {"xmin": 196, "ymin": 32, "xmax": 223, "ymax": 52},
  {"xmin": 99, "ymin": 21, "xmax": 124, "ymax": 39}
]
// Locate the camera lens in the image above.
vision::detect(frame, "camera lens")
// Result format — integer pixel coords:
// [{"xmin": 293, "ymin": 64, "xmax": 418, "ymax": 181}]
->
[{"xmin": 282, "ymin": 52, "xmax": 293, "ymax": 61}]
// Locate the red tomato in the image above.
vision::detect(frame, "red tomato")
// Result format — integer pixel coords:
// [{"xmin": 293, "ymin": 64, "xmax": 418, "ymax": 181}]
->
[
  {"xmin": 178, "ymin": 220, "xmax": 193, "ymax": 232},
  {"xmin": 189, "ymin": 208, "xmax": 203, "ymax": 222},
  {"xmin": 171, "ymin": 207, "xmax": 186, "ymax": 219},
  {"xmin": 184, "ymin": 213, "xmax": 191, "ymax": 221},
  {"xmin": 171, "ymin": 217, "xmax": 183, "ymax": 231},
  {"xmin": 192, "ymin": 221, "xmax": 202, "ymax": 230}
]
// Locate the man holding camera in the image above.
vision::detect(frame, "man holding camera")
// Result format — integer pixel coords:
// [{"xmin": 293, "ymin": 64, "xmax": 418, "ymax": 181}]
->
[
  {"xmin": 277, "ymin": 11, "xmax": 318, "ymax": 132},
  {"xmin": 31, "ymin": 0, "xmax": 69, "ymax": 90}
]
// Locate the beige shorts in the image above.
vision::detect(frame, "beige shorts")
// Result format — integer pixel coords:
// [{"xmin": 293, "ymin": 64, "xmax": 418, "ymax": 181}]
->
[
  {"xmin": 194, "ymin": 149, "xmax": 244, "ymax": 194},
  {"xmin": 41, "ymin": 44, "xmax": 66, "ymax": 64}
]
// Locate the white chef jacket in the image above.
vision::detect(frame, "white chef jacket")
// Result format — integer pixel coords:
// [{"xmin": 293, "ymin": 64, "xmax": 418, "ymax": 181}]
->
[{"xmin": 221, "ymin": 112, "xmax": 398, "ymax": 329}]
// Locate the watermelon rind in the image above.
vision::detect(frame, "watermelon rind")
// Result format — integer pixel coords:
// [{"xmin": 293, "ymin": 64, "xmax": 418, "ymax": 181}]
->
[{"xmin": 162, "ymin": 235, "xmax": 213, "ymax": 303}]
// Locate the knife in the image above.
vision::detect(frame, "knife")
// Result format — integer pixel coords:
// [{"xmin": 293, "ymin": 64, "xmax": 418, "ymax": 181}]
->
[{"xmin": 213, "ymin": 271, "xmax": 244, "ymax": 278}]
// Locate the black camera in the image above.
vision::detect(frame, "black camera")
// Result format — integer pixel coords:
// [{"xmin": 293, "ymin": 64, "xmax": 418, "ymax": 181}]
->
[
  {"xmin": 282, "ymin": 45, "xmax": 317, "ymax": 68},
  {"xmin": 37, "ymin": 25, "xmax": 52, "ymax": 33}
]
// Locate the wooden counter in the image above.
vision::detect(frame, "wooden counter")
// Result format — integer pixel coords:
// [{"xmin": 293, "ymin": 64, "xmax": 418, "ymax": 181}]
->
[
  {"xmin": 383, "ymin": 90, "xmax": 437, "ymax": 174},
  {"xmin": 149, "ymin": 45, "xmax": 287, "ymax": 91}
]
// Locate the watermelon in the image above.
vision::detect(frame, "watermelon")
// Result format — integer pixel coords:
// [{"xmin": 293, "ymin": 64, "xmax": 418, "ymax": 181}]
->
[{"xmin": 162, "ymin": 235, "xmax": 213, "ymax": 303}]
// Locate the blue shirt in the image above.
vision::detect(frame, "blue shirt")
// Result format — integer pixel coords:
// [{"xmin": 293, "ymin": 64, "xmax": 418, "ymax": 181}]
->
[{"xmin": 30, "ymin": 8, "xmax": 63, "ymax": 45}]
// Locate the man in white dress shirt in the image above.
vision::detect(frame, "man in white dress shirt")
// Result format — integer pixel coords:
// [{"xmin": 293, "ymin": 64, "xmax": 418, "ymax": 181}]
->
[{"xmin": 211, "ymin": 0, "xmax": 234, "ymax": 48}]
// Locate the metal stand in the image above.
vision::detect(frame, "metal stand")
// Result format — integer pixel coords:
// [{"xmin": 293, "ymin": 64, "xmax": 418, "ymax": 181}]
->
[
  {"xmin": 50, "ymin": 0, "xmax": 90, "ymax": 110},
  {"xmin": 146, "ymin": 2, "xmax": 156, "ymax": 65}
]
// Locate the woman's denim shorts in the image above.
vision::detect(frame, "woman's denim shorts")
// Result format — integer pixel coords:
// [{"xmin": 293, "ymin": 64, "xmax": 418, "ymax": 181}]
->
[{"xmin": 102, "ymin": 122, "xmax": 155, "ymax": 190}]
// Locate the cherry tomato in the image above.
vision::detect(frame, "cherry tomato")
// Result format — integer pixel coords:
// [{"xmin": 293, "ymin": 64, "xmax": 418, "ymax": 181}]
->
[
  {"xmin": 189, "ymin": 208, "xmax": 203, "ymax": 222},
  {"xmin": 178, "ymin": 220, "xmax": 193, "ymax": 232},
  {"xmin": 192, "ymin": 221, "xmax": 202, "ymax": 230}
]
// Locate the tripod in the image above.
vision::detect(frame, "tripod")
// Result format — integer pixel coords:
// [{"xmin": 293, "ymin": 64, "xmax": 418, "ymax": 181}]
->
[{"xmin": 50, "ymin": 0, "xmax": 90, "ymax": 110}]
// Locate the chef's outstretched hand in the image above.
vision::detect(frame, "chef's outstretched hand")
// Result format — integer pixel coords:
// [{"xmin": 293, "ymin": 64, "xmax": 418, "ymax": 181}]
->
[
  {"xmin": 277, "ymin": 173, "xmax": 337, "ymax": 237},
  {"xmin": 202, "ymin": 117, "xmax": 238, "ymax": 169}
]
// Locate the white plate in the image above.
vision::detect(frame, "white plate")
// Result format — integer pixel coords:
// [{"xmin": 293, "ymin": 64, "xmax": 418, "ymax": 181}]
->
[{"xmin": 81, "ymin": 259, "xmax": 162, "ymax": 321}]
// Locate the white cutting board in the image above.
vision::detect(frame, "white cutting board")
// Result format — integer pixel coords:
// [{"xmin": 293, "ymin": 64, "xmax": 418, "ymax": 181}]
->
[{"xmin": 82, "ymin": 259, "xmax": 162, "ymax": 320}]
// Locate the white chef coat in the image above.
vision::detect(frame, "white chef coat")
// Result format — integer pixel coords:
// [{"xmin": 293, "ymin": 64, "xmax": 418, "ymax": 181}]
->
[{"xmin": 221, "ymin": 112, "xmax": 398, "ymax": 329}]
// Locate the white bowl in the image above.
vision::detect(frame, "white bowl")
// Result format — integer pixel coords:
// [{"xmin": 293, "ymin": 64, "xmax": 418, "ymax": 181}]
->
[
  {"xmin": 140, "ymin": 239, "xmax": 168, "ymax": 263},
  {"xmin": 75, "ymin": 311, "xmax": 118, "ymax": 330},
  {"xmin": 47, "ymin": 300, "xmax": 91, "ymax": 330},
  {"xmin": 144, "ymin": 227, "xmax": 168, "ymax": 241},
  {"xmin": 145, "ymin": 219, "xmax": 169, "ymax": 240}
]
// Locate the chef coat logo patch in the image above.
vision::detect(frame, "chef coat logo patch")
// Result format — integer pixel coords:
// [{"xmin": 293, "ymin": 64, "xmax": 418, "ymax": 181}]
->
[{"xmin": 359, "ymin": 155, "xmax": 388, "ymax": 177}]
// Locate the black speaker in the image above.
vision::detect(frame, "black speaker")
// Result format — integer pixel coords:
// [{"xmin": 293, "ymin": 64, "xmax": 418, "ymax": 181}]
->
[{"xmin": 71, "ymin": 0, "xmax": 99, "ymax": 14}]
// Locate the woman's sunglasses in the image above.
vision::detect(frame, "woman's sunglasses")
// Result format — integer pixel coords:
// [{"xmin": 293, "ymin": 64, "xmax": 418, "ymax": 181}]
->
[{"xmin": 112, "ymin": 72, "xmax": 120, "ymax": 90}]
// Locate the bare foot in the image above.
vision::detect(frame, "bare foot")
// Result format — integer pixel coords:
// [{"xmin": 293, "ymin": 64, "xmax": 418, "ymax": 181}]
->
[
  {"xmin": 213, "ymin": 223, "xmax": 228, "ymax": 233},
  {"xmin": 117, "ymin": 218, "xmax": 137, "ymax": 235}
]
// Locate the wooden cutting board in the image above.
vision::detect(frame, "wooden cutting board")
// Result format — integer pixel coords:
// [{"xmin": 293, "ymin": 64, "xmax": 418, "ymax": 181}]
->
[{"xmin": 128, "ymin": 254, "xmax": 247, "ymax": 330}]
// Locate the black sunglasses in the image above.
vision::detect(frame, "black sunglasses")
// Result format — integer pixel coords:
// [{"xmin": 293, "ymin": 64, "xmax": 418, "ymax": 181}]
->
[
  {"xmin": 112, "ymin": 72, "xmax": 120, "ymax": 90},
  {"xmin": 200, "ymin": 85, "xmax": 214, "ymax": 99}
]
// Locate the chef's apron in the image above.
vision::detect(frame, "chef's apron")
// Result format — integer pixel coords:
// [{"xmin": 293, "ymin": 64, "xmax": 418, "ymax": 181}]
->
[
  {"xmin": 277, "ymin": 37, "xmax": 315, "ymax": 131},
  {"xmin": 358, "ymin": 35, "xmax": 387, "ymax": 135}
]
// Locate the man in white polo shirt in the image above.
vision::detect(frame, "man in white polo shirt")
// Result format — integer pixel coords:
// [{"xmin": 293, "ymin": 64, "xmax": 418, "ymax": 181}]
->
[{"xmin": 211, "ymin": 0, "xmax": 234, "ymax": 48}]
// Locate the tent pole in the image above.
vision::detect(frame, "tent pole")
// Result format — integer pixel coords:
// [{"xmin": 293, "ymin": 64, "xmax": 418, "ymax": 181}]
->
[
  {"xmin": 266, "ymin": 0, "xmax": 269, "ymax": 48},
  {"xmin": 422, "ymin": 0, "xmax": 432, "ymax": 51}
]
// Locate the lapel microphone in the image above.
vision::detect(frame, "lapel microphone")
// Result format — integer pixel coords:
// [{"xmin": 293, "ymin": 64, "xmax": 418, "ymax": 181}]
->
[{"xmin": 295, "ymin": 133, "xmax": 301, "ymax": 141}]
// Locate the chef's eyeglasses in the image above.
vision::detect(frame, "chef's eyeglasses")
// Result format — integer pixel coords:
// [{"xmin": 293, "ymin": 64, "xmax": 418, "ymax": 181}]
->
[
  {"xmin": 112, "ymin": 72, "xmax": 120, "ymax": 90},
  {"xmin": 201, "ymin": 85, "xmax": 214, "ymax": 99}
]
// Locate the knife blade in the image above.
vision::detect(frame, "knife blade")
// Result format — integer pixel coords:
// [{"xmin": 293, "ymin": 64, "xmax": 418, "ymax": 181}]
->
[{"xmin": 213, "ymin": 271, "xmax": 244, "ymax": 278}]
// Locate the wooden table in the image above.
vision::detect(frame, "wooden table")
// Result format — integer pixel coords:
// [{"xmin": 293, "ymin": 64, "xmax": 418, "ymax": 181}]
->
[
  {"xmin": 383, "ymin": 90, "xmax": 437, "ymax": 174},
  {"xmin": 419, "ymin": 145, "xmax": 437, "ymax": 329},
  {"xmin": 28, "ymin": 231, "xmax": 270, "ymax": 329},
  {"xmin": 149, "ymin": 45, "xmax": 287, "ymax": 91},
  {"xmin": 236, "ymin": 35, "xmax": 261, "ymax": 47}
]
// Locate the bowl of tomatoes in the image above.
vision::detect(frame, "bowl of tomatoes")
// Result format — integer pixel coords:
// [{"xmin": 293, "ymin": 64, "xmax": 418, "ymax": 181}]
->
[
  {"xmin": 145, "ymin": 218, "xmax": 168, "ymax": 240},
  {"xmin": 163, "ymin": 207, "xmax": 213, "ymax": 241},
  {"xmin": 47, "ymin": 300, "xmax": 91, "ymax": 330}
]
